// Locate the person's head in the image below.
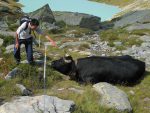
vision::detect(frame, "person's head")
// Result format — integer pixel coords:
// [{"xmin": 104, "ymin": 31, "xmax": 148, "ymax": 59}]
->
[{"xmin": 29, "ymin": 18, "xmax": 39, "ymax": 30}]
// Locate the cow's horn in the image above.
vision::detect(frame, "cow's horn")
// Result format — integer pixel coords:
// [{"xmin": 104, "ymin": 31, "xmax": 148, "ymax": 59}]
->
[
  {"xmin": 63, "ymin": 57, "xmax": 72, "ymax": 63},
  {"xmin": 65, "ymin": 53, "xmax": 70, "ymax": 57}
]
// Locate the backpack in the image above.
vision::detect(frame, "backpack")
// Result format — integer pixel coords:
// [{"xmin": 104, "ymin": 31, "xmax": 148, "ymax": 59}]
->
[
  {"xmin": 19, "ymin": 16, "xmax": 38, "ymax": 39},
  {"xmin": 20, "ymin": 16, "xmax": 31, "ymax": 31}
]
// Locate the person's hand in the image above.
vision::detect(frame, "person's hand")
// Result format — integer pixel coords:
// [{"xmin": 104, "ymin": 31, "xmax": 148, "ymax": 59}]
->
[
  {"xmin": 51, "ymin": 41, "xmax": 57, "ymax": 47},
  {"xmin": 15, "ymin": 43, "xmax": 19, "ymax": 49},
  {"xmin": 45, "ymin": 35, "xmax": 57, "ymax": 47}
]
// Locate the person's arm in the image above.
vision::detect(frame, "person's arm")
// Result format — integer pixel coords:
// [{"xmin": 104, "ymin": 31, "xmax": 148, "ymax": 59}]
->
[
  {"xmin": 36, "ymin": 28, "xmax": 57, "ymax": 47},
  {"xmin": 45, "ymin": 35, "xmax": 57, "ymax": 47},
  {"xmin": 15, "ymin": 32, "xmax": 19, "ymax": 49},
  {"xmin": 15, "ymin": 22, "xmax": 27, "ymax": 49}
]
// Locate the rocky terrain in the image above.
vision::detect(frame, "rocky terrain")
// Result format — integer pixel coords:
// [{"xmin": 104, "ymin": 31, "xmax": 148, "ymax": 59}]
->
[{"xmin": 0, "ymin": 0, "xmax": 150, "ymax": 113}]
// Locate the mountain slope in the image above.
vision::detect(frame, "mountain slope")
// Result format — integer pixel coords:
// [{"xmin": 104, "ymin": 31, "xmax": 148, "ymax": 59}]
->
[{"xmin": 90, "ymin": 0, "xmax": 150, "ymax": 17}]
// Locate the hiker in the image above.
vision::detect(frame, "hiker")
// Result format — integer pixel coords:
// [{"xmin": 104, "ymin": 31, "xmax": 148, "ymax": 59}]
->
[{"xmin": 14, "ymin": 18, "xmax": 56, "ymax": 65}]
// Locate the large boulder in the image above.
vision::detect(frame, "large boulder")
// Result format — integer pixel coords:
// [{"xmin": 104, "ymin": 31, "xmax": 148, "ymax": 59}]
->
[
  {"xmin": 113, "ymin": 9, "xmax": 150, "ymax": 28},
  {"xmin": 80, "ymin": 16, "xmax": 101, "ymax": 31},
  {"xmin": 54, "ymin": 11, "xmax": 101, "ymax": 30},
  {"xmin": 0, "ymin": 95, "xmax": 75, "ymax": 113},
  {"xmin": 29, "ymin": 4, "xmax": 55, "ymax": 24},
  {"xmin": 126, "ymin": 23, "xmax": 150, "ymax": 31},
  {"xmin": 93, "ymin": 82, "xmax": 132, "ymax": 112}
]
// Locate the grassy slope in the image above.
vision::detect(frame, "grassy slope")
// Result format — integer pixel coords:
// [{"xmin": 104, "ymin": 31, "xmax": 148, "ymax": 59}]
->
[
  {"xmin": 89, "ymin": 0, "xmax": 134, "ymax": 7},
  {"xmin": 0, "ymin": 25, "xmax": 150, "ymax": 112}
]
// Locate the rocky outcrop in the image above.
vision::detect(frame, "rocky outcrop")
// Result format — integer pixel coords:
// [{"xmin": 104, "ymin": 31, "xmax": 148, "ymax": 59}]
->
[
  {"xmin": 126, "ymin": 23, "xmax": 150, "ymax": 31},
  {"xmin": 80, "ymin": 16, "xmax": 101, "ymax": 30},
  {"xmin": 122, "ymin": 35, "xmax": 150, "ymax": 70},
  {"xmin": 113, "ymin": 9, "xmax": 150, "ymax": 28},
  {"xmin": 0, "ymin": 1, "xmax": 22, "ymax": 14},
  {"xmin": 0, "ymin": 95, "xmax": 75, "ymax": 113},
  {"xmin": 29, "ymin": 4, "xmax": 55, "ymax": 23},
  {"xmin": 5, "ymin": 67, "xmax": 21, "ymax": 80},
  {"xmin": 54, "ymin": 11, "xmax": 101, "ymax": 30},
  {"xmin": 93, "ymin": 82, "xmax": 132, "ymax": 112},
  {"xmin": 28, "ymin": 4, "xmax": 57, "ymax": 30}
]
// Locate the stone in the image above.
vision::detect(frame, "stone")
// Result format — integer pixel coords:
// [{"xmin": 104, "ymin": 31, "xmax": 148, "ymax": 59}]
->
[
  {"xmin": 54, "ymin": 11, "xmax": 101, "ymax": 31},
  {"xmin": 93, "ymin": 82, "xmax": 132, "ymax": 112},
  {"xmin": 113, "ymin": 41, "xmax": 122, "ymax": 46},
  {"xmin": 0, "ymin": 38, "xmax": 4, "ymax": 46},
  {"xmin": 59, "ymin": 41, "xmax": 90, "ymax": 49},
  {"xmin": 16, "ymin": 84, "xmax": 33, "ymax": 96},
  {"xmin": 0, "ymin": 95, "xmax": 75, "ymax": 113},
  {"xmin": 0, "ymin": 58, "xmax": 3, "ymax": 63},
  {"xmin": 5, "ymin": 67, "xmax": 21, "ymax": 80},
  {"xmin": 68, "ymin": 88, "xmax": 84, "ymax": 94}
]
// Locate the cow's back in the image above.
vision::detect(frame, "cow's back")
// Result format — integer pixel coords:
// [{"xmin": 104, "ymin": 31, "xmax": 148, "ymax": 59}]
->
[{"xmin": 76, "ymin": 56, "xmax": 145, "ymax": 84}]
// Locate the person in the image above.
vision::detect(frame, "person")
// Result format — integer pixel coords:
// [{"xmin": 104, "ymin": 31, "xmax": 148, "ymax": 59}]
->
[{"xmin": 14, "ymin": 18, "xmax": 56, "ymax": 65}]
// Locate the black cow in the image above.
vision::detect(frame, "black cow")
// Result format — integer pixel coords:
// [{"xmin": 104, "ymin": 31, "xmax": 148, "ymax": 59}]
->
[{"xmin": 51, "ymin": 54, "xmax": 145, "ymax": 85}]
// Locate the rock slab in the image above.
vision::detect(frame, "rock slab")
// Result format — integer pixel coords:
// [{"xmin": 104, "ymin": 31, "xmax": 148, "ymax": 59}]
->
[
  {"xmin": 0, "ymin": 95, "xmax": 75, "ymax": 113},
  {"xmin": 93, "ymin": 82, "xmax": 132, "ymax": 112}
]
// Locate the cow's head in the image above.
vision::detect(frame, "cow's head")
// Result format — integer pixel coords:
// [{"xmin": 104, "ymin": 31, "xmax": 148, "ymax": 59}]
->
[{"xmin": 51, "ymin": 54, "xmax": 74, "ymax": 75}]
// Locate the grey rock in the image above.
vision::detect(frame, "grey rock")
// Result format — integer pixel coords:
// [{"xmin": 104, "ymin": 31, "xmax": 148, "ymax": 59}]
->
[
  {"xmin": 143, "ymin": 97, "xmax": 150, "ymax": 102},
  {"xmin": 68, "ymin": 88, "xmax": 84, "ymax": 94},
  {"xmin": 28, "ymin": 4, "xmax": 55, "ymax": 24},
  {"xmin": 16, "ymin": 84, "xmax": 33, "ymax": 96},
  {"xmin": 126, "ymin": 23, "xmax": 150, "ymax": 31},
  {"xmin": 0, "ymin": 38, "xmax": 4, "ymax": 46},
  {"xmin": 5, "ymin": 44, "xmax": 25, "ymax": 54},
  {"xmin": 0, "ymin": 30, "xmax": 15, "ymax": 37},
  {"xmin": 21, "ymin": 60, "xmax": 44, "ymax": 65},
  {"xmin": 113, "ymin": 9, "xmax": 150, "ymax": 28},
  {"xmin": 54, "ymin": 11, "xmax": 101, "ymax": 30},
  {"xmin": 41, "ymin": 22, "xmax": 59, "ymax": 30},
  {"xmin": 0, "ymin": 95, "xmax": 75, "ymax": 113},
  {"xmin": 140, "ymin": 35, "xmax": 150, "ymax": 42},
  {"xmin": 79, "ymin": 16, "xmax": 101, "ymax": 31},
  {"xmin": 33, "ymin": 51, "xmax": 43, "ymax": 59},
  {"xmin": 113, "ymin": 41, "xmax": 122, "ymax": 46},
  {"xmin": 5, "ymin": 44, "xmax": 14, "ymax": 54},
  {"xmin": 93, "ymin": 82, "xmax": 132, "ymax": 112},
  {"xmin": 59, "ymin": 41, "xmax": 90, "ymax": 49},
  {"xmin": 129, "ymin": 90, "xmax": 135, "ymax": 95},
  {"xmin": 5, "ymin": 67, "xmax": 21, "ymax": 80}
]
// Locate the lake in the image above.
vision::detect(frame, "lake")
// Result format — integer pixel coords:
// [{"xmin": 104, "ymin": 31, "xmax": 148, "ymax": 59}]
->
[{"xmin": 19, "ymin": 0, "xmax": 121, "ymax": 21}]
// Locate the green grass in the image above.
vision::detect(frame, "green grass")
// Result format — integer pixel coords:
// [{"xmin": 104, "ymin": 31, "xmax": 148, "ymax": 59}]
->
[
  {"xmin": 0, "ymin": 28, "xmax": 150, "ymax": 112},
  {"xmin": 100, "ymin": 28, "xmax": 143, "ymax": 50},
  {"xmin": 0, "ymin": 34, "xmax": 14, "ymax": 47},
  {"xmin": 130, "ymin": 29, "xmax": 150, "ymax": 36},
  {"xmin": 1, "ymin": 46, "xmax": 150, "ymax": 113}
]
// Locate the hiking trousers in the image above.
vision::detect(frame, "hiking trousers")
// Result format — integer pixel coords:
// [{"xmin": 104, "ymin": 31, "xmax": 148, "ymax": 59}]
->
[{"xmin": 14, "ymin": 37, "xmax": 33, "ymax": 63}]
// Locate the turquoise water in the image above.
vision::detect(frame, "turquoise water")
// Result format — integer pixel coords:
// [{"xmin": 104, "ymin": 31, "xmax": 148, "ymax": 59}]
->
[{"xmin": 19, "ymin": 0, "xmax": 121, "ymax": 21}]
